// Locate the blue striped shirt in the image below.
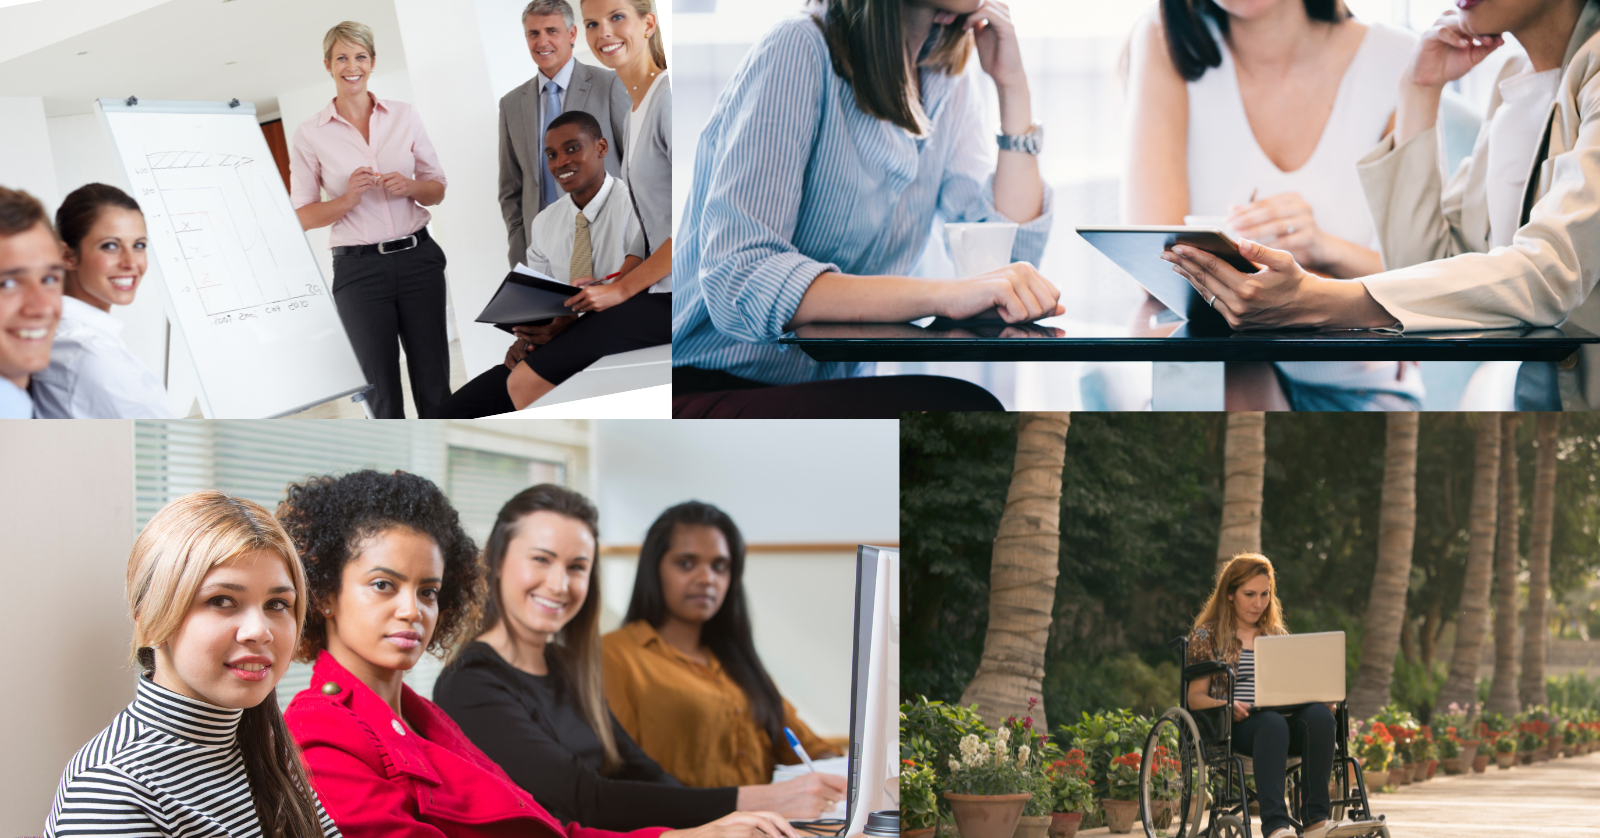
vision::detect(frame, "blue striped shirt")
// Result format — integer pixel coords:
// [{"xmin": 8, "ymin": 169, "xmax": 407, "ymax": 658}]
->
[{"xmin": 671, "ymin": 15, "xmax": 1053, "ymax": 385}]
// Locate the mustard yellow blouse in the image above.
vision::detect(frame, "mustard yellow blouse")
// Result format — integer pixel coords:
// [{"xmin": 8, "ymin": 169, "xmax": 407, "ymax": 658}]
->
[{"xmin": 600, "ymin": 620, "xmax": 837, "ymax": 788}]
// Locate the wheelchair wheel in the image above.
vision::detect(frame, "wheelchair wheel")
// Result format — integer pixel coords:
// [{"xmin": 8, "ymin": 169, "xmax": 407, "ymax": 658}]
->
[{"xmin": 1140, "ymin": 707, "xmax": 1206, "ymax": 838}]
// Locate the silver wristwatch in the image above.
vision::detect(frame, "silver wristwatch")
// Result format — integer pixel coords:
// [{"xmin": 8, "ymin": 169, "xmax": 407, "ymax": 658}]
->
[{"xmin": 997, "ymin": 123, "xmax": 1043, "ymax": 155}]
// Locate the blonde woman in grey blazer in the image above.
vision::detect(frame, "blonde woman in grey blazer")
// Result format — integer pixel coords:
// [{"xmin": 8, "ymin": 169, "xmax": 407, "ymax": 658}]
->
[
  {"xmin": 1165, "ymin": 0, "xmax": 1600, "ymax": 410},
  {"xmin": 499, "ymin": 0, "xmax": 631, "ymax": 268}
]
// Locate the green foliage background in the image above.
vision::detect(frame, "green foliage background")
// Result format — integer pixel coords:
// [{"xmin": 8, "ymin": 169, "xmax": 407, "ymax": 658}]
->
[{"xmin": 902, "ymin": 413, "xmax": 1600, "ymax": 726}]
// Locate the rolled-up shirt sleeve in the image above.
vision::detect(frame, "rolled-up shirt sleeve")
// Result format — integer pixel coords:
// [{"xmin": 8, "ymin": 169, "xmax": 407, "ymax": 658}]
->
[
  {"xmin": 935, "ymin": 72, "xmax": 1053, "ymax": 266},
  {"xmin": 409, "ymin": 111, "xmax": 448, "ymax": 188},
  {"xmin": 695, "ymin": 23, "xmax": 840, "ymax": 343},
  {"xmin": 289, "ymin": 123, "xmax": 324, "ymax": 210}
]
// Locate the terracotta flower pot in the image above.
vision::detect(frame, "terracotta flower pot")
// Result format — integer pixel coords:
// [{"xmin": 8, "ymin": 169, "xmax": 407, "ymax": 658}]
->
[
  {"xmin": 1425, "ymin": 760, "xmax": 1438, "ymax": 780},
  {"xmin": 1387, "ymin": 766, "xmax": 1406, "ymax": 787},
  {"xmin": 1472, "ymin": 754, "xmax": 1489, "ymax": 773},
  {"xmin": 1014, "ymin": 814, "xmax": 1051, "ymax": 838},
  {"xmin": 1496, "ymin": 753, "xmax": 1517, "ymax": 769},
  {"xmin": 1047, "ymin": 812, "xmax": 1082, "ymax": 838},
  {"xmin": 906, "ymin": 829, "xmax": 935, "ymax": 838},
  {"xmin": 944, "ymin": 792, "xmax": 1031, "ymax": 838},
  {"xmin": 1440, "ymin": 757, "xmax": 1461, "ymax": 775},
  {"xmin": 1549, "ymin": 737, "xmax": 1563, "ymax": 757},
  {"xmin": 1149, "ymin": 800, "xmax": 1175, "ymax": 831},
  {"xmin": 1362, "ymin": 769, "xmax": 1389, "ymax": 792},
  {"xmin": 1100, "ymin": 799, "xmax": 1139, "ymax": 835},
  {"xmin": 1520, "ymin": 752, "xmax": 1534, "ymax": 765},
  {"xmin": 1402, "ymin": 763, "xmax": 1419, "ymax": 784}
]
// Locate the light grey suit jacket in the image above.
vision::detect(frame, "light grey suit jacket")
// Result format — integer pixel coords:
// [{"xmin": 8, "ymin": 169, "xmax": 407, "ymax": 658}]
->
[
  {"xmin": 1357, "ymin": 0, "xmax": 1600, "ymax": 409},
  {"xmin": 623, "ymin": 75, "xmax": 671, "ymax": 260},
  {"xmin": 498, "ymin": 59, "xmax": 631, "ymax": 267}
]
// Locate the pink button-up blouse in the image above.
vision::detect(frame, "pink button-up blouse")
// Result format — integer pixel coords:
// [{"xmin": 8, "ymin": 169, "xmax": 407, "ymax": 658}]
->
[{"xmin": 289, "ymin": 95, "xmax": 447, "ymax": 248}]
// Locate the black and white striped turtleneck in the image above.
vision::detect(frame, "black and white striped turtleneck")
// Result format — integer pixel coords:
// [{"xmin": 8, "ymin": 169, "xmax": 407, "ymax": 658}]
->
[{"xmin": 44, "ymin": 673, "xmax": 340, "ymax": 838}]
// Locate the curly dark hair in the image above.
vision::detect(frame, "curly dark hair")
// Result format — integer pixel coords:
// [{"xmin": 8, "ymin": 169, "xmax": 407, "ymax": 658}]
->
[{"xmin": 275, "ymin": 469, "xmax": 484, "ymax": 663}]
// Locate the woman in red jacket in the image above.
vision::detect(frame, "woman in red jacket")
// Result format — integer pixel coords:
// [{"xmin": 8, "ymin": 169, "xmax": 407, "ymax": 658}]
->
[{"xmin": 275, "ymin": 469, "xmax": 798, "ymax": 838}]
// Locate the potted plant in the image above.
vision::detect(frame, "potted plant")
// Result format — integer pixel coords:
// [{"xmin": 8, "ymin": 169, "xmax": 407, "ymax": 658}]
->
[
  {"xmin": 902, "ymin": 759, "xmax": 942, "ymax": 838},
  {"xmin": 1439, "ymin": 703, "xmax": 1480, "ymax": 762},
  {"xmin": 1413, "ymin": 727, "xmax": 1438, "ymax": 780},
  {"xmin": 1044, "ymin": 750, "xmax": 1095, "ymax": 838},
  {"xmin": 1357, "ymin": 723, "xmax": 1393, "ymax": 794},
  {"xmin": 1145, "ymin": 745, "xmax": 1185, "ymax": 830},
  {"xmin": 1493, "ymin": 732, "xmax": 1518, "ymax": 769},
  {"xmin": 1100, "ymin": 752, "xmax": 1142, "ymax": 834},
  {"xmin": 902, "ymin": 697, "xmax": 991, "ymax": 837},
  {"xmin": 1473, "ymin": 738, "xmax": 1491, "ymax": 773},
  {"xmin": 1015, "ymin": 770, "xmax": 1053, "ymax": 838},
  {"xmin": 945, "ymin": 728, "xmax": 1033, "ymax": 838},
  {"xmin": 1437, "ymin": 728, "xmax": 1463, "ymax": 775}
]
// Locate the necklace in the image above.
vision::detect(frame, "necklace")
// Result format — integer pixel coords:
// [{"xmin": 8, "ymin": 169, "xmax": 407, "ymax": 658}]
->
[{"xmin": 629, "ymin": 68, "xmax": 659, "ymax": 91}]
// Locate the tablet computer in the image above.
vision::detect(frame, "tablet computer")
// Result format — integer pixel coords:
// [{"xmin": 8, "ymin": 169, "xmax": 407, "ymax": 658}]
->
[
  {"xmin": 1076, "ymin": 225, "xmax": 1258, "ymax": 332},
  {"xmin": 475, "ymin": 271, "xmax": 581, "ymax": 332}
]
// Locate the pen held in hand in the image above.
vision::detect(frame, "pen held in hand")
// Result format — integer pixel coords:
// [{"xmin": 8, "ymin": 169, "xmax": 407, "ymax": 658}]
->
[{"xmin": 784, "ymin": 726, "xmax": 817, "ymax": 773}]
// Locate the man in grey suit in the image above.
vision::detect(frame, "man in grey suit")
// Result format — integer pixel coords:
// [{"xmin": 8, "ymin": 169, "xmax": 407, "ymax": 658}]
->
[{"xmin": 498, "ymin": 0, "xmax": 631, "ymax": 268}]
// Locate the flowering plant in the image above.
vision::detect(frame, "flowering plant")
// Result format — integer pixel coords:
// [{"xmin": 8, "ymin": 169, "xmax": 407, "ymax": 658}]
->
[
  {"xmin": 1437, "ymin": 702, "xmax": 1478, "ymax": 738},
  {"xmin": 900, "ymin": 760, "xmax": 941, "ymax": 830},
  {"xmin": 1411, "ymin": 726, "xmax": 1437, "ymax": 762},
  {"xmin": 1374, "ymin": 705, "xmax": 1420, "ymax": 764},
  {"xmin": 1045, "ymin": 750, "xmax": 1097, "ymax": 815},
  {"xmin": 1357, "ymin": 721, "xmax": 1393, "ymax": 772},
  {"xmin": 1493, "ymin": 731, "xmax": 1518, "ymax": 755},
  {"xmin": 1146, "ymin": 745, "xmax": 1185, "ymax": 802},
  {"xmin": 1437, "ymin": 727, "xmax": 1461, "ymax": 760},
  {"xmin": 1107, "ymin": 752, "xmax": 1143, "ymax": 801},
  {"xmin": 946, "ymin": 727, "xmax": 1033, "ymax": 796}
]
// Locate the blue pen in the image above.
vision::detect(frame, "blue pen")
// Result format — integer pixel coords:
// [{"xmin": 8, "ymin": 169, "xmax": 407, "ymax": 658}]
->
[{"xmin": 784, "ymin": 726, "xmax": 817, "ymax": 772}]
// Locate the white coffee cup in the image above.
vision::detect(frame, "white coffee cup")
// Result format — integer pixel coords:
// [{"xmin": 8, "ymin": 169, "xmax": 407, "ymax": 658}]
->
[{"xmin": 945, "ymin": 222, "xmax": 1019, "ymax": 277}]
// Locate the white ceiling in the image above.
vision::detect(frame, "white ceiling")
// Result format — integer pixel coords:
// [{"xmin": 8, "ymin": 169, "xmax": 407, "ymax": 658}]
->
[{"xmin": 0, "ymin": 0, "xmax": 407, "ymax": 119}]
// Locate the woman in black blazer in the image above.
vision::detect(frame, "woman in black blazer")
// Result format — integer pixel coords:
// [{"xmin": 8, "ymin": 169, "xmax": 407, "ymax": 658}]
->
[{"xmin": 432, "ymin": 485, "xmax": 844, "ymax": 830}]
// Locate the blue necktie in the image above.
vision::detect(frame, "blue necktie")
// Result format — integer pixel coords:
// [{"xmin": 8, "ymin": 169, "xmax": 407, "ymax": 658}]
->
[{"xmin": 540, "ymin": 80, "xmax": 562, "ymax": 207}]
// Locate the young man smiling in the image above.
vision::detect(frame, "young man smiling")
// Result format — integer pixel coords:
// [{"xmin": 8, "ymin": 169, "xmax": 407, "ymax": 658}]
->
[
  {"xmin": 498, "ymin": 0, "xmax": 631, "ymax": 268},
  {"xmin": 0, "ymin": 186, "xmax": 65, "ymax": 419},
  {"xmin": 433, "ymin": 110, "xmax": 670, "ymax": 417}
]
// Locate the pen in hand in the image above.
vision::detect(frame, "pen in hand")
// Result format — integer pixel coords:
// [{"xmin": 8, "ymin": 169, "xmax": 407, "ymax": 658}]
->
[{"xmin": 784, "ymin": 727, "xmax": 817, "ymax": 773}]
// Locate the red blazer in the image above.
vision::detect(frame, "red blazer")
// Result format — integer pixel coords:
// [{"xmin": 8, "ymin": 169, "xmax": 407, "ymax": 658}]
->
[{"xmin": 287, "ymin": 650, "xmax": 674, "ymax": 838}]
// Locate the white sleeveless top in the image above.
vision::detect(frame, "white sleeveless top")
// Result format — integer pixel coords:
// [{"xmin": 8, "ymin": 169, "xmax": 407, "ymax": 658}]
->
[{"xmin": 1187, "ymin": 20, "xmax": 1425, "ymax": 397}]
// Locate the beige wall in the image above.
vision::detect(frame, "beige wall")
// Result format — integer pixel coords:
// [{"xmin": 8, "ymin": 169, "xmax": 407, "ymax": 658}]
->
[{"xmin": 0, "ymin": 421, "xmax": 136, "ymax": 837}]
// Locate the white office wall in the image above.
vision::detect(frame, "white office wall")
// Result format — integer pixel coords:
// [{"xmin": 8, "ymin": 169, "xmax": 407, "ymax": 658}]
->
[
  {"xmin": 0, "ymin": 96, "xmax": 60, "ymax": 211},
  {"xmin": 593, "ymin": 419, "xmax": 900, "ymax": 544},
  {"xmin": 0, "ymin": 421, "xmax": 136, "ymax": 838}
]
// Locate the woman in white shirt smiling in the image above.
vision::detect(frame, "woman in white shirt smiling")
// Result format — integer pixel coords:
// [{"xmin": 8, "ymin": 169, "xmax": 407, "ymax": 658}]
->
[{"xmin": 31, "ymin": 183, "xmax": 173, "ymax": 418}]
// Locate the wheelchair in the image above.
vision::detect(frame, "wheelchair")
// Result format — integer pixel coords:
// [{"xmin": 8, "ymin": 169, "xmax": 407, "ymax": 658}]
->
[{"xmin": 1134, "ymin": 636, "xmax": 1391, "ymax": 838}]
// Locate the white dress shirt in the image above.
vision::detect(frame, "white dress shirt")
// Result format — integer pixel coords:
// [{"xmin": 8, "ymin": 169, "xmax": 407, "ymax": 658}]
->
[
  {"xmin": 31, "ymin": 296, "xmax": 174, "ymax": 418},
  {"xmin": 1486, "ymin": 65, "xmax": 1562, "ymax": 249},
  {"xmin": 526, "ymin": 174, "xmax": 647, "ymax": 284},
  {"xmin": 0, "ymin": 377, "xmax": 32, "ymax": 418}
]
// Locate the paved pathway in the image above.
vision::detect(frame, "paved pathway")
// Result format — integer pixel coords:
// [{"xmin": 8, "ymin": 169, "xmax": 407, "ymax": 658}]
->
[{"xmin": 1072, "ymin": 751, "xmax": 1600, "ymax": 837}]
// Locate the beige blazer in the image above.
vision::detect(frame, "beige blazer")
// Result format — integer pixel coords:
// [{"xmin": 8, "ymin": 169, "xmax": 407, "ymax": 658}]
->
[
  {"xmin": 497, "ymin": 59, "xmax": 631, "ymax": 268},
  {"xmin": 1356, "ymin": 0, "xmax": 1600, "ymax": 410}
]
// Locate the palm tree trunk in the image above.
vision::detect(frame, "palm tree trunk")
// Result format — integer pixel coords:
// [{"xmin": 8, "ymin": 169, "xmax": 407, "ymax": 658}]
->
[
  {"xmin": 1349, "ymin": 413, "xmax": 1419, "ymax": 721},
  {"xmin": 1486, "ymin": 413, "xmax": 1523, "ymax": 717},
  {"xmin": 1217, "ymin": 412, "xmax": 1266, "ymax": 574},
  {"xmin": 1434, "ymin": 414, "xmax": 1501, "ymax": 717},
  {"xmin": 1519, "ymin": 413, "xmax": 1560, "ymax": 708},
  {"xmin": 960, "ymin": 412, "xmax": 1070, "ymax": 729}
]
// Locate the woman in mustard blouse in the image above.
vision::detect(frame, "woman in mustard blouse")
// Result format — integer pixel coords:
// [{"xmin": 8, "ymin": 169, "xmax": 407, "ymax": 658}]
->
[{"xmin": 601, "ymin": 502, "xmax": 842, "ymax": 790}]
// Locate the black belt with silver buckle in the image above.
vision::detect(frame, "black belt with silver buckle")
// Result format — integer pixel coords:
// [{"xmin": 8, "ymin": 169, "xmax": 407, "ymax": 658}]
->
[{"xmin": 332, "ymin": 226, "xmax": 430, "ymax": 257}]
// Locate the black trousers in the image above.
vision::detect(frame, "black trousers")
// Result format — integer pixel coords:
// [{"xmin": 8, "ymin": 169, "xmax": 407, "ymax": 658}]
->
[
  {"xmin": 1232, "ymin": 703, "xmax": 1336, "ymax": 836},
  {"xmin": 331, "ymin": 236, "xmax": 452, "ymax": 419},
  {"xmin": 671, "ymin": 367, "xmax": 1004, "ymax": 418},
  {"xmin": 433, "ymin": 292, "xmax": 671, "ymax": 419}
]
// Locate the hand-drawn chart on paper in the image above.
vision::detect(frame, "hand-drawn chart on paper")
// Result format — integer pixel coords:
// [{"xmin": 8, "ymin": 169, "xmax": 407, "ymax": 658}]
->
[
  {"xmin": 146, "ymin": 149, "xmax": 323, "ymax": 316},
  {"xmin": 99, "ymin": 99, "xmax": 365, "ymax": 418}
]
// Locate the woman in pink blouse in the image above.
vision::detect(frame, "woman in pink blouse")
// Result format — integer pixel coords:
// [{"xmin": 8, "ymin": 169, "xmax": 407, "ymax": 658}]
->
[{"xmin": 290, "ymin": 21, "xmax": 450, "ymax": 419}]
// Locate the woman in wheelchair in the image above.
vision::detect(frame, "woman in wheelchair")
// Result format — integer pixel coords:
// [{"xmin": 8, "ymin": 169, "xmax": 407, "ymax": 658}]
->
[{"xmin": 1186, "ymin": 554, "xmax": 1338, "ymax": 838}]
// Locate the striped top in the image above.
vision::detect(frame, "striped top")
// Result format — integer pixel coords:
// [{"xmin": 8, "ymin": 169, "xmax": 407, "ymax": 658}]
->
[
  {"xmin": 671, "ymin": 15, "xmax": 1053, "ymax": 386},
  {"xmin": 1236, "ymin": 649, "xmax": 1256, "ymax": 706},
  {"xmin": 44, "ymin": 673, "xmax": 340, "ymax": 838}
]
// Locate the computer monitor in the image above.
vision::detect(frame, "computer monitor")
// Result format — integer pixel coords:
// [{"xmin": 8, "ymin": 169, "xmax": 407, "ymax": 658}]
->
[{"xmin": 844, "ymin": 545, "xmax": 899, "ymax": 837}]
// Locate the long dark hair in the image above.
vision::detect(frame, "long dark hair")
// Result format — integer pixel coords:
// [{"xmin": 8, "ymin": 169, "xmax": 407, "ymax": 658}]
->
[
  {"xmin": 461, "ymin": 484, "xmax": 622, "ymax": 771},
  {"xmin": 808, "ymin": 0, "xmax": 974, "ymax": 136},
  {"xmin": 55, "ymin": 183, "xmax": 142, "ymax": 299},
  {"xmin": 1161, "ymin": 0, "xmax": 1349, "ymax": 81},
  {"xmin": 624, "ymin": 502, "xmax": 787, "ymax": 753}
]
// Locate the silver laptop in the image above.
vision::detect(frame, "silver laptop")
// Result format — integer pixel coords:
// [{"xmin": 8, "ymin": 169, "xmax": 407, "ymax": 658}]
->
[{"xmin": 1253, "ymin": 632, "xmax": 1345, "ymax": 710}]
